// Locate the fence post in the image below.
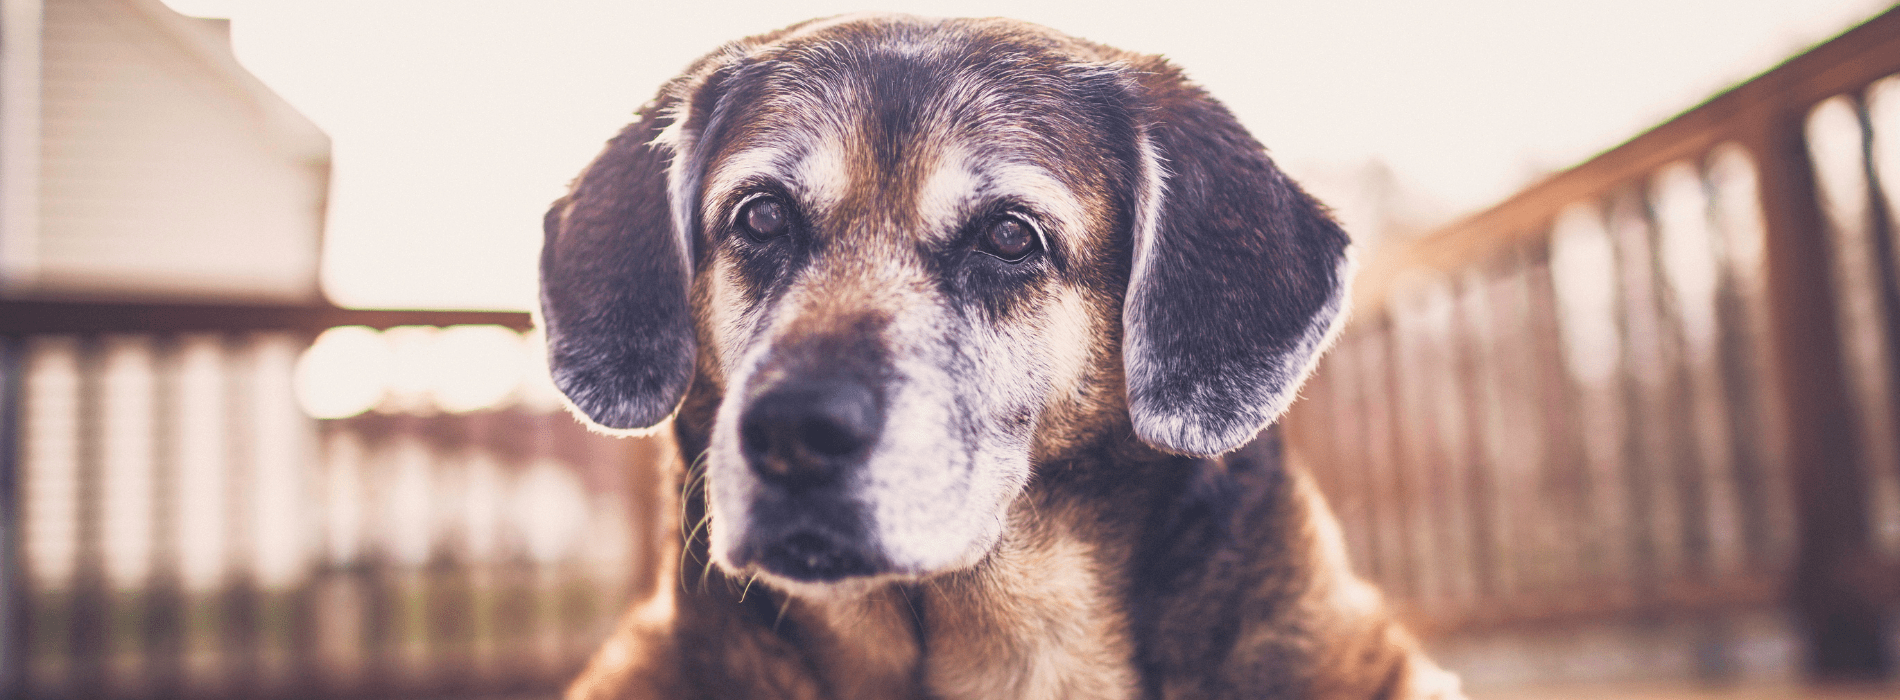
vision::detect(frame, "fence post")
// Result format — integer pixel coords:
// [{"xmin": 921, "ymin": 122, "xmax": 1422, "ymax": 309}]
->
[
  {"xmin": 1750, "ymin": 107, "xmax": 1892, "ymax": 680},
  {"xmin": 0, "ymin": 337, "xmax": 24, "ymax": 700}
]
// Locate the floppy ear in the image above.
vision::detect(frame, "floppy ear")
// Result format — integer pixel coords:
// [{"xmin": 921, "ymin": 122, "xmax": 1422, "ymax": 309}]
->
[
  {"xmin": 1123, "ymin": 77, "xmax": 1352, "ymax": 457},
  {"xmin": 538, "ymin": 100, "xmax": 697, "ymax": 431}
]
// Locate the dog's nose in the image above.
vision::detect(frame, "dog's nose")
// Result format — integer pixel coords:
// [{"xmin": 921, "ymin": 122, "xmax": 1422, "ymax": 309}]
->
[{"xmin": 739, "ymin": 381, "xmax": 880, "ymax": 486}]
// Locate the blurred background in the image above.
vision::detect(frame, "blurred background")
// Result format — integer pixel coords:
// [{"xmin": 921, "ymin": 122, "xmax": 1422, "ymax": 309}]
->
[{"xmin": 0, "ymin": 0, "xmax": 1897, "ymax": 698}]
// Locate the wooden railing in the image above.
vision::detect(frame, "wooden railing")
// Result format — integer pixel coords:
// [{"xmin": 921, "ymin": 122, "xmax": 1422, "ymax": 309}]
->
[
  {"xmin": 0, "ymin": 300, "xmax": 666, "ymax": 699},
  {"xmin": 1284, "ymin": 6, "xmax": 1900, "ymax": 683}
]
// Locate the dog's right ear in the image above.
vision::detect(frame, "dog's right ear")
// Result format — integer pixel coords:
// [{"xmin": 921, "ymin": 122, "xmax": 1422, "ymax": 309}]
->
[{"xmin": 538, "ymin": 94, "xmax": 703, "ymax": 431}]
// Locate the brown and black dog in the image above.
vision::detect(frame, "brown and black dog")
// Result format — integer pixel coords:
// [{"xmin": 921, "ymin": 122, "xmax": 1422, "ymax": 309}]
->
[{"xmin": 540, "ymin": 14, "xmax": 1464, "ymax": 700}]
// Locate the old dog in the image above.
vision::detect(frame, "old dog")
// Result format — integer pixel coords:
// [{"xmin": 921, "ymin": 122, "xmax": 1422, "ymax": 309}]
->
[{"xmin": 540, "ymin": 14, "xmax": 1463, "ymax": 700}]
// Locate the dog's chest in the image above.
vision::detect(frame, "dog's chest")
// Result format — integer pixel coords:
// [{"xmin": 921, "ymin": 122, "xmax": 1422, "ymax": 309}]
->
[{"xmin": 919, "ymin": 528, "xmax": 1139, "ymax": 700}]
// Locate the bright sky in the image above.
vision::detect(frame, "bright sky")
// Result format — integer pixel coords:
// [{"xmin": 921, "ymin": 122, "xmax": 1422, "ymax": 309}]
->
[{"xmin": 158, "ymin": 0, "xmax": 1895, "ymax": 311}]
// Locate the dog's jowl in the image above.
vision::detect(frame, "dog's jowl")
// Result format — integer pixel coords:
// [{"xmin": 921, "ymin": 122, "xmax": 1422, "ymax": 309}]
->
[{"xmin": 540, "ymin": 14, "xmax": 1464, "ymax": 700}]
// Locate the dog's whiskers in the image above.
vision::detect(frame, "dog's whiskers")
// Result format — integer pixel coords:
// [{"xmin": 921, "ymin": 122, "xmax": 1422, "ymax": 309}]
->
[
  {"xmin": 897, "ymin": 584, "xmax": 924, "ymax": 630},
  {"xmin": 699, "ymin": 550, "xmax": 719, "ymax": 592},
  {"xmin": 772, "ymin": 594, "xmax": 794, "ymax": 634},
  {"xmin": 676, "ymin": 450, "xmax": 712, "ymax": 593}
]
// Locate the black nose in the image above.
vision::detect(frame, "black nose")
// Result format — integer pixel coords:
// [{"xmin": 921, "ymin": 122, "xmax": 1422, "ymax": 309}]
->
[{"xmin": 739, "ymin": 381, "xmax": 880, "ymax": 486}]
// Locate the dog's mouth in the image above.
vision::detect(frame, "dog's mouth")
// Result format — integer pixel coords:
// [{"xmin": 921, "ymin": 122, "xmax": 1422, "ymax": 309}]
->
[
  {"xmin": 728, "ymin": 482, "xmax": 897, "ymax": 583},
  {"xmin": 741, "ymin": 529, "xmax": 884, "ymax": 582}
]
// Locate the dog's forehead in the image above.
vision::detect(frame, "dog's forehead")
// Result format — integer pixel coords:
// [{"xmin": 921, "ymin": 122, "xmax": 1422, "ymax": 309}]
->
[{"xmin": 699, "ymin": 20, "xmax": 1116, "ymax": 243}]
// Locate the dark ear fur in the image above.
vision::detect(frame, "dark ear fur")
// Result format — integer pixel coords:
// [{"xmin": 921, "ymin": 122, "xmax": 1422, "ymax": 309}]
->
[
  {"xmin": 539, "ymin": 102, "xmax": 696, "ymax": 430},
  {"xmin": 1123, "ymin": 71, "xmax": 1351, "ymax": 456}
]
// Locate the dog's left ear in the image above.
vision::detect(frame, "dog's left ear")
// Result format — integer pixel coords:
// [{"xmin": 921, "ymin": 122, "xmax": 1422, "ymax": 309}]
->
[
  {"xmin": 538, "ymin": 101, "xmax": 697, "ymax": 431},
  {"xmin": 1123, "ymin": 77, "xmax": 1351, "ymax": 457}
]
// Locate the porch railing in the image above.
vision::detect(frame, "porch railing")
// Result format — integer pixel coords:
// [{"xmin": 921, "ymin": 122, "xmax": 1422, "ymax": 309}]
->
[
  {"xmin": 0, "ymin": 300, "xmax": 666, "ymax": 699},
  {"xmin": 1284, "ymin": 5, "xmax": 1900, "ymax": 685}
]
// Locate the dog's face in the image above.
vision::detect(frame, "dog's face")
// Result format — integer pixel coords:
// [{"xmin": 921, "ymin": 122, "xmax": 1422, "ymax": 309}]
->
[{"xmin": 540, "ymin": 15, "xmax": 1350, "ymax": 592}]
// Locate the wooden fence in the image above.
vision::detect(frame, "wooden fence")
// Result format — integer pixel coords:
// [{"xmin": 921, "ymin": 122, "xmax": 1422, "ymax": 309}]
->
[
  {"xmin": 1283, "ymin": 6, "xmax": 1900, "ymax": 684},
  {"xmin": 0, "ymin": 300, "xmax": 668, "ymax": 699}
]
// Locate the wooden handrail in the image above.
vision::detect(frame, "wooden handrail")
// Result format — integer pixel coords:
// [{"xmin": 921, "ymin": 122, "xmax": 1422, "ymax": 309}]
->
[
  {"xmin": 0, "ymin": 299, "xmax": 534, "ymax": 334},
  {"xmin": 1351, "ymin": 5, "xmax": 1900, "ymax": 315}
]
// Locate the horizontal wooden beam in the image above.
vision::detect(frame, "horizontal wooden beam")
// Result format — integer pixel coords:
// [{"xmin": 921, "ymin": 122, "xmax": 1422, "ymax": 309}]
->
[
  {"xmin": 0, "ymin": 299, "xmax": 535, "ymax": 334},
  {"xmin": 1351, "ymin": 5, "xmax": 1900, "ymax": 315}
]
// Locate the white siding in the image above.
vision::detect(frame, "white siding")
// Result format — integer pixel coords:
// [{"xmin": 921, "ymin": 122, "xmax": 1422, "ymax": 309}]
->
[
  {"xmin": 16, "ymin": 0, "xmax": 328, "ymax": 302},
  {"xmin": 1, "ymin": 0, "xmax": 45, "ymax": 283}
]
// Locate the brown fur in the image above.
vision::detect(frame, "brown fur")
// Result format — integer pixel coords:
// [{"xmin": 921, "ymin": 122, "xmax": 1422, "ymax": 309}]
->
[{"xmin": 545, "ymin": 14, "xmax": 1464, "ymax": 700}]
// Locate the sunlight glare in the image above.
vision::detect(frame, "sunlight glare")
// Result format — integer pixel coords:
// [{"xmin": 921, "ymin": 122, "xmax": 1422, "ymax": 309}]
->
[{"xmin": 295, "ymin": 326, "xmax": 393, "ymax": 419}]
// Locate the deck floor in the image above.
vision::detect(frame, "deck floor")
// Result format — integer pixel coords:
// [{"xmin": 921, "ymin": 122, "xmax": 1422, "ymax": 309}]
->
[
  {"xmin": 1476, "ymin": 683, "xmax": 1900, "ymax": 699},
  {"xmin": 425, "ymin": 683, "xmax": 1900, "ymax": 699}
]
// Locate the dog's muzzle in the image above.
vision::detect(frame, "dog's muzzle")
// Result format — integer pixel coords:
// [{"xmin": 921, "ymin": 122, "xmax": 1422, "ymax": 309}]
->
[{"xmin": 733, "ymin": 378, "xmax": 889, "ymax": 581}]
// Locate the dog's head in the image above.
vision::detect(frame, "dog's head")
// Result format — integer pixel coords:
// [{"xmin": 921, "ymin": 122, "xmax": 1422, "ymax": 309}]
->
[{"xmin": 540, "ymin": 15, "xmax": 1348, "ymax": 591}]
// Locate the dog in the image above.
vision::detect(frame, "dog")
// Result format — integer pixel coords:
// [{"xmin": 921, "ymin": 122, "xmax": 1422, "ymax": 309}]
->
[{"xmin": 539, "ymin": 14, "xmax": 1464, "ymax": 700}]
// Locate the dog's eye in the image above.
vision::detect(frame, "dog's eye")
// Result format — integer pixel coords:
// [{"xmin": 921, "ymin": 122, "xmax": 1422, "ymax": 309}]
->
[
  {"xmin": 979, "ymin": 216, "xmax": 1038, "ymax": 261},
  {"xmin": 739, "ymin": 197, "xmax": 789, "ymax": 239}
]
